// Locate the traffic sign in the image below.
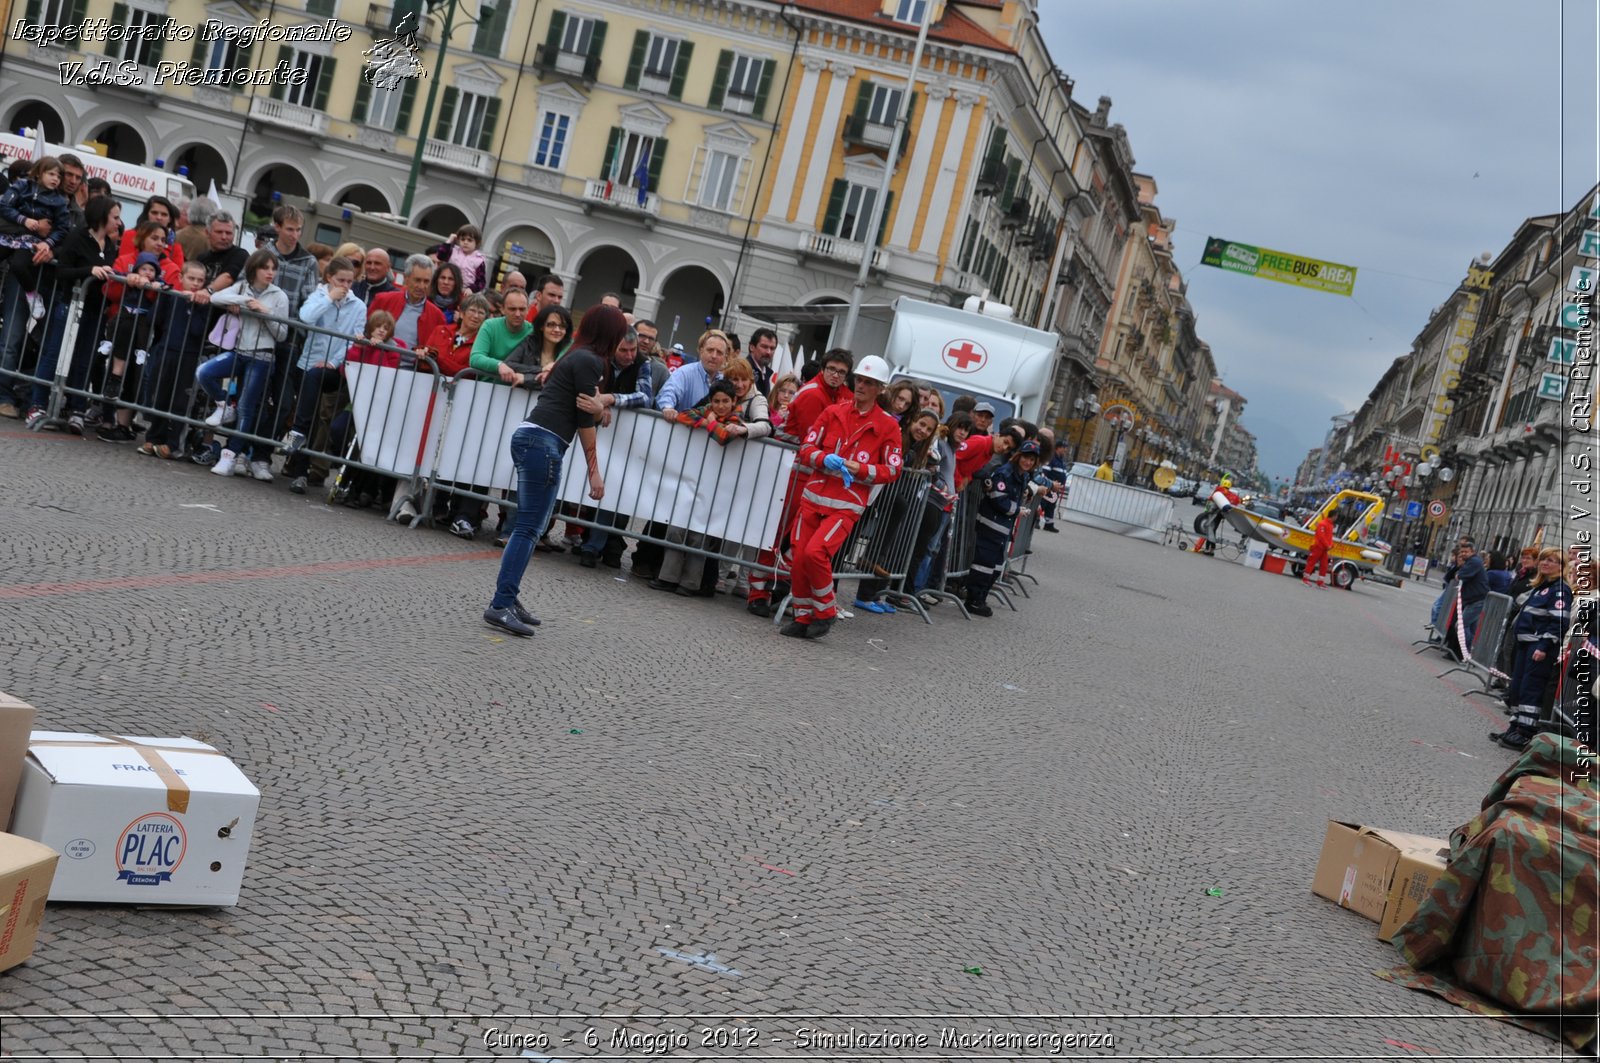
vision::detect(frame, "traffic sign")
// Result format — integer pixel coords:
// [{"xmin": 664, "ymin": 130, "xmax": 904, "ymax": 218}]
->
[
  {"xmin": 1405, "ymin": 500, "xmax": 1422, "ymax": 520},
  {"xmin": 1427, "ymin": 500, "xmax": 1447, "ymax": 518}
]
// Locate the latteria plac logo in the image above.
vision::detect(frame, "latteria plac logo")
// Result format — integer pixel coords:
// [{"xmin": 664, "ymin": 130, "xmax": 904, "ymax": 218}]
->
[{"xmin": 115, "ymin": 812, "xmax": 187, "ymax": 885}]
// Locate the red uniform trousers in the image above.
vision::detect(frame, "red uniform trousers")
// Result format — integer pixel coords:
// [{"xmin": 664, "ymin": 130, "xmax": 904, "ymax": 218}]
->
[
  {"xmin": 748, "ymin": 467, "xmax": 807, "ymax": 603},
  {"xmin": 787, "ymin": 501, "xmax": 860, "ymax": 622},
  {"xmin": 1305, "ymin": 546, "xmax": 1331, "ymax": 582}
]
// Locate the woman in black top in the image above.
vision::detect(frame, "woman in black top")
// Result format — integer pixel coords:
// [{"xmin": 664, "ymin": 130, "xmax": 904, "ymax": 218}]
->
[
  {"xmin": 484, "ymin": 304, "xmax": 627, "ymax": 636},
  {"xmin": 21, "ymin": 194, "xmax": 119, "ymax": 427}
]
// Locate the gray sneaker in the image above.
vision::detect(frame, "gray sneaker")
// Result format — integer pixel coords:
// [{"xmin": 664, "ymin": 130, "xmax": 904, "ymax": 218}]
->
[
  {"xmin": 289, "ymin": 475, "xmax": 308, "ymax": 495},
  {"xmin": 483, "ymin": 606, "xmax": 536, "ymax": 637}
]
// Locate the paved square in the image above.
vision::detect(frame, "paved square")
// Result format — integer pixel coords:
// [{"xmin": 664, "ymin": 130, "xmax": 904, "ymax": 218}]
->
[{"xmin": 0, "ymin": 430, "xmax": 1555, "ymax": 1057}]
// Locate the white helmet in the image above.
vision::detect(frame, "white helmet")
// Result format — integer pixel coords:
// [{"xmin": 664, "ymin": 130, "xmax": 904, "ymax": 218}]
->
[{"xmin": 854, "ymin": 354, "xmax": 891, "ymax": 384}]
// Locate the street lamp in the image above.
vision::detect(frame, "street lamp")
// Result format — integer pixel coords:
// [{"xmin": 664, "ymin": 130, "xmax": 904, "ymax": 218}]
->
[
  {"xmin": 1071, "ymin": 393, "xmax": 1100, "ymax": 463},
  {"xmin": 1111, "ymin": 410, "xmax": 1133, "ymax": 474}
]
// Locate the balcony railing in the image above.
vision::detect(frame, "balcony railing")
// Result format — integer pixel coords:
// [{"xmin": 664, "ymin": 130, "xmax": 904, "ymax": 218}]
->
[
  {"xmin": 534, "ymin": 42, "xmax": 600, "ymax": 81},
  {"xmin": 800, "ymin": 231, "xmax": 886, "ymax": 270},
  {"xmin": 638, "ymin": 68, "xmax": 673, "ymax": 95},
  {"xmin": 248, "ymin": 96, "xmax": 328, "ymax": 136},
  {"xmin": 842, "ymin": 114, "xmax": 895, "ymax": 150},
  {"xmin": 973, "ymin": 157, "xmax": 1006, "ymax": 197},
  {"xmin": 422, "ymin": 139, "xmax": 491, "ymax": 176},
  {"xmin": 722, "ymin": 91, "xmax": 757, "ymax": 115},
  {"xmin": 582, "ymin": 179, "xmax": 662, "ymax": 217}
]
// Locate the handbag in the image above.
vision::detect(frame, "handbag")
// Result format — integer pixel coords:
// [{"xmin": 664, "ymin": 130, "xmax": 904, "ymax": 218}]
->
[{"xmin": 207, "ymin": 282, "xmax": 245, "ymax": 349}]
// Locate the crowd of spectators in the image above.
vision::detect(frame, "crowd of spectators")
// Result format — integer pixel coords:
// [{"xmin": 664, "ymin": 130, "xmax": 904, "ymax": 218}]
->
[
  {"xmin": 0, "ymin": 171, "xmax": 1060, "ymax": 628},
  {"xmin": 1427, "ymin": 536, "xmax": 1595, "ymax": 753}
]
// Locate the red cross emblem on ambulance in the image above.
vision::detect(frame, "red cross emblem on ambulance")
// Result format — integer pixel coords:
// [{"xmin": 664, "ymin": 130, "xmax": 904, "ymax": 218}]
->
[{"xmin": 941, "ymin": 338, "xmax": 988, "ymax": 374}]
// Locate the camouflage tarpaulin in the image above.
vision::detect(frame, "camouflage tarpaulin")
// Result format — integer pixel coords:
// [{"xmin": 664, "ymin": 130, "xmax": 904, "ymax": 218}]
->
[{"xmin": 1375, "ymin": 734, "xmax": 1598, "ymax": 1051}]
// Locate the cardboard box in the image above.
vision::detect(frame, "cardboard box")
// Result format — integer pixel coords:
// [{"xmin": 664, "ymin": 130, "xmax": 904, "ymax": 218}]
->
[
  {"xmin": 10, "ymin": 732, "xmax": 260, "ymax": 906},
  {"xmin": 0, "ymin": 692, "xmax": 39, "ymax": 831},
  {"xmin": 0, "ymin": 832, "xmax": 59, "ymax": 973},
  {"xmin": 1239, "ymin": 541, "xmax": 1268, "ymax": 569},
  {"xmin": 1262, "ymin": 553, "xmax": 1288, "ymax": 575},
  {"xmin": 1312, "ymin": 820, "xmax": 1450, "ymax": 941}
]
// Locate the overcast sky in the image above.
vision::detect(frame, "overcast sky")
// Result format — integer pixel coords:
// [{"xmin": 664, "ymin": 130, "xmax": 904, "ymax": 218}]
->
[{"xmin": 1038, "ymin": 0, "xmax": 1599, "ymax": 482}]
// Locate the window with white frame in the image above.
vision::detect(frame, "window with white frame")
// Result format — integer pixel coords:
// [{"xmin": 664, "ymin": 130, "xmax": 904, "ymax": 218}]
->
[
  {"xmin": 106, "ymin": 8, "xmax": 162, "ymax": 65},
  {"xmin": 643, "ymin": 34, "xmax": 679, "ymax": 79},
  {"xmin": 367, "ymin": 81, "xmax": 405, "ymax": 129},
  {"xmin": 283, "ymin": 48, "xmax": 324, "ymax": 107},
  {"xmin": 615, "ymin": 132, "xmax": 657, "ymax": 187},
  {"xmin": 834, "ymin": 182, "xmax": 878, "ymax": 242},
  {"xmin": 894, "ymin": 0, "xmax": 927, "ymax": 24},
  {"xmin": 533, "ymin": 110, "xmax": 570, "ymax": 169},
  {"xmin": 560, "ymin": 14, "xmax": 596, "ymax": 54},
  {"xmin": 724, "ymin": 54, "xmax": 763, "ymax": 111},
  {"xmin": 447, "ymin": 90, "xmax": 494, "ymax": 147},
  {"xmin": 203, "ymin": 36, "xmax": 242, "ymax": 72},
  {"xmin": 699, "ymin": 150, "xmax": 741, "ymax": 212},
  {"xmin": 866, "ymin": 84, "xmax": 902, "ymax": 126}
]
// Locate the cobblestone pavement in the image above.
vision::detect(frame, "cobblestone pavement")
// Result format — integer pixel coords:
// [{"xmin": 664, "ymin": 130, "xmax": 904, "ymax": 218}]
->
[{"xmin": 0, "ymin": 430, "xmax": 1559, "ymax": 1059}]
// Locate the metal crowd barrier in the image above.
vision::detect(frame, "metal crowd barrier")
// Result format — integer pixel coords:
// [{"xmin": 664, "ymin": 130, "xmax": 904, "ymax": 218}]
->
[
  {"xmin": 821, "ymin": 467, "xmax": 936, "ymax": 625},
  {"xmin": 0, "ymin": 274, "xmax": 437, "ymax": 508},
  {"xmin": 1060, "ymin": 475, "xmax": 1176, "ymax": 542},
  {"xmin": 1437, "ymin": 590, "xmax": 1513, "ymax": 694},
  {"xmin": 1000, "ymin": 501, "xmax": 1042, "ymax": 598},
  {"xmin": 1411, "ymin": 576, "xmax": 1458, "ymax": 655}
]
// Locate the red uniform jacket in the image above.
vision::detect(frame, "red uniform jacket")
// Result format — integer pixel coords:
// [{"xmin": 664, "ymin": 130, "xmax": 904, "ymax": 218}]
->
[
  {"xmin": 367, "ymin": 291, "xmax": 447, "ymax": 365},
  {"xmin": 116, "ymin": 228, "xmax": 185, "ymax": 270},
  {"xmin": 799, "ymin": 401, "xmax": 903, "ymax": 515},
  {"xmin": 783, "ymin": 378, "xmax": 850, "ymax": 442},
  {"xmin": 102, "ymin": 246, "xmax": 183, "ymax": 309},
  {"xmin": 954, "ymin": 434, "xmax": 994, "ymax": 488},
  {"xmin": 1312, "ymin": 516, "xmax": 1335, "ymax": 550}
]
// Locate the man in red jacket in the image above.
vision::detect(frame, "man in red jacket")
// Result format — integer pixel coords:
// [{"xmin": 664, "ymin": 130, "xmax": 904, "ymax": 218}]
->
[
  {"xmin": 781, "ymin": 354, "xmax": 902, "ymax": 641},
  {"xmin": 367, "ymin": 254, "xmax": 447, "ymax": 370},
  {"xmin": 748, "ymin": 347, "xmax": 856, "ymax": 616},
  {"xmin": 1303, "ymin": 512, "xmax": 1335, "ymax": 588}
]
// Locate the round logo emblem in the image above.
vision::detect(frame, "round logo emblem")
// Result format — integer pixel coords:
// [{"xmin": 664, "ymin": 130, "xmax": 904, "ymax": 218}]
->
[
  {"xmin": 941, "ymin": 338, "xmax": 988, "ymax": 374},
  {"xmin": 64, "ymin": 838, "xmax": 96, "ymax": 860},
  {"xmin": 115, "ymin": 812, "xmax": 187, "ymax": 886},
  {"xmin": 1427, "ymin": 500, "xmax": 1447, "ymax": 518}
]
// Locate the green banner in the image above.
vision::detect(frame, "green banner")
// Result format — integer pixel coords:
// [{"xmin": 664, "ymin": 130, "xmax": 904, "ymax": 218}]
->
[{"xmin": 1201, "ymin": 237, "xmax": 1358, "ymax": 297}]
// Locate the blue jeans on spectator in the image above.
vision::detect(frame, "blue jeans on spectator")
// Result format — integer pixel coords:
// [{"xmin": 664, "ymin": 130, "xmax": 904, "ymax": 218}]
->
[
  {"xmin": 196, "ymin": 350, "xmax": 273, "ymax": 459},
  {"xmin": 491, "ymin": 425, "xmax": 566, "ymax": 609},
  {"xmin": 913, "ymin": 509, "xmax": 951, "ymax": 592},
  {"xmin": 25, "ymin": 295, "xmax": 71, "ymax": 411},
  {"xmin": 0, "ymin": 269, "xmax": 35, "ymax": 406}
]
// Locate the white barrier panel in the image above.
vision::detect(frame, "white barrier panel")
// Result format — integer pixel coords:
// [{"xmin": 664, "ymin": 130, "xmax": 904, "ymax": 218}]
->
[
  {"xmin": 430, "ymin": 375, "xmax": 531, "ymax": 485},
  {"xmin": 343, "ymin": 362, "xmax": 442, "ymax": 477},
  {"xmin": 555, "ymin": 410, "xmax": 797, "ymax": 550},
  {"xmin": 1063, "ymin": 476, "xmax": 1175, "ymax": 542}
]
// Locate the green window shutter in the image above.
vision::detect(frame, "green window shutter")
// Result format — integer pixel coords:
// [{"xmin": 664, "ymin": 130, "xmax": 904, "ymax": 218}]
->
[
  {"xmin": 395, "ymin": 78, "xmax": 418, "ymax": 132},
  {"xmin": 899, "ymin": 91, "xmax": 916, "ymax": 151},
  {"xmin": 393, "ymin": 0, "xmax": 420, "ymax": 24},
  {"xmin": 588, "ymin": 20, "xmax": 607, "ymax": 62},
  {"xmin": 472, "ymin": 2, "xmax": 497, "ymax": 55},
  {"xmin": 668, "ymin": 41, "xmax": 692, "ymax": 100},
  {"xmin": 189, "ymin": 27, "xmax": 207, "ymax": 66},
  {"xmin": 230, "ymin": 40, "xmax": 254, "ymax": 91},
  {"xmin": 623, "ymin": 30, "xmax": 647, "ymax": 90},
  {"xmin": 851, "ymin": 80, "xmax": 872, "ymax": 121},
  {"xmin": 985, "ymin": 127, "xmax": 1006, "ymax": 163},
  {"xmin": 107, "ymin": 3, "xmax": 126, "ymax": 54},
  {"xmin": 752, "ymin": 58, "xmax": 775, "ymax": 119},
  {"xmin": 600, "ymin": 126, "xmax": 621, "ymax": 178},
  {"xmin": 24, "ymin": 0, "xmax": 39, "ymax": 22},
  {"xmin": 477, "ymin": 98, "xmax": 501, "ymax": 151},
  {"xmin": 821, "ymin": 179, "xmax": 846, "ymax": 236},
  {"xmin": 647, "ymin": 137, "xmax": 667, "ymax": 189},
  {"xmin": 67, "ymin": 0, "xmax": 86, "ymax": 22},
  {"xmin": 352, "ymin": 79, "xmax": 371, "ymax": 124},
  {"xmin": 435, "ymin": 86, "xmax": 458, "ymax": 139},
  {"xmin": 958, "ymin": 218, "xmax": 976, "ymax": 270},
  {"xmin": 876, "ymin": 189, "xmax": 894, "ymax": 246},
  {"xmin": 313, "ymin": 57, "xmax": 335, "ymax": 111},
  {"xmin": 708, "ymin": 50, "xmax": 732, "ymax": 110},
  {"xmin": 269, "ymin": 45, "xmax": 288, "ymax": 99},
  {"xmin": 1000, "ymin": 158, "xmax": 1020, "ymax": 209},
  {"xmin": 544, "ymin": 10, "xmax": 566, "ymax": 50}
]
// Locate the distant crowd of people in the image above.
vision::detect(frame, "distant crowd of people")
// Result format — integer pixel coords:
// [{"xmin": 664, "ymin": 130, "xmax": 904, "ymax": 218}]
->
[{"xmin": 0, "ymin": 165, "xmax": 1067, "ymax": 639}]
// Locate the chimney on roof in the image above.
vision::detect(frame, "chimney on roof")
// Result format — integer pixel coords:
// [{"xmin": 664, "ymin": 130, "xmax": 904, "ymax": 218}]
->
[{"xmin": 1095, "ymin": 96, "xmax": 1112, "ymax": 124}]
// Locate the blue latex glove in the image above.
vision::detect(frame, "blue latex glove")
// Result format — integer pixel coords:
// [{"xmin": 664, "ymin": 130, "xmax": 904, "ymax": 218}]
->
[{"xmin": 823, "ymin": 452, "xmax": 854, "ymax": 487}]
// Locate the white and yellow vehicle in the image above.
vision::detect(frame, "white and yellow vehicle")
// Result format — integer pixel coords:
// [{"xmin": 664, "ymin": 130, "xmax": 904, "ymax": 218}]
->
[{"xmin": 1217, "ymin": 488, "xmax": 1391, "ymax": 589}]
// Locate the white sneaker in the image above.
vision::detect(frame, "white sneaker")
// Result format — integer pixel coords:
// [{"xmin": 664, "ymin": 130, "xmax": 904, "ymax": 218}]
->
[
  {"xmin": 249, "ymin": 460, "xmax": 273, "ymax": 482},
  {"xmin": 205, "ymin": 402, "xmax": 236, "ymax": 428},
  {"xmin": 212, "ymin": 449, "xmax": 238, "ymax": 476},
  {"xmin": 25, "ymin": 292, "xmax": 45, "ymax": 320}
]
